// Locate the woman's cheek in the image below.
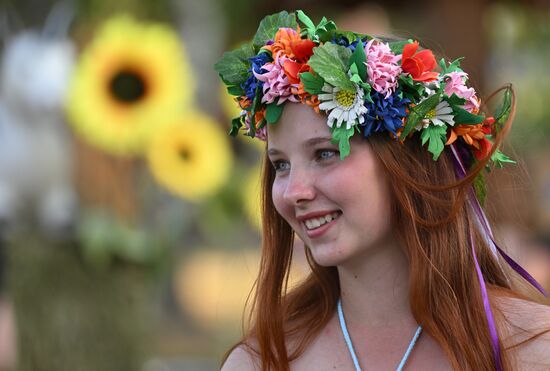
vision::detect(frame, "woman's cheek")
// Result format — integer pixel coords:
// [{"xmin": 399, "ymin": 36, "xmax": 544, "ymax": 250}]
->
[{"xmin": 271, "ymin": 181, "xmax": 288, "ymax": 218}]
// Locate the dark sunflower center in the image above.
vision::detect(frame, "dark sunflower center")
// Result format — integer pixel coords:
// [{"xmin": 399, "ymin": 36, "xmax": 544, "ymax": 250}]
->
[
  {"xmin": 178, "ymin": 147, "xmax": 191, "ymax": 161},
  {"xmin": 110, "ymin": 69, "xmax": 147, "ymax": 103}
]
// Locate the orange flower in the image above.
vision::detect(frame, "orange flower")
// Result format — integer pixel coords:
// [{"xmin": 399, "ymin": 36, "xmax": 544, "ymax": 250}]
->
[
  {"xmin": 401, "ymin": 41, "xmax": 439, "ymax": 82},
  {"xmin": 446, "ymin": 117, "xmax": 495, "ymax": 160},
  {"xmin": 238, "ymin": 97, "xmax": 251, "ymax": 109},
  {"xmin": 446, "ymin": 124, "xmax": 485, "ymax": 147},
  {"xmin": 283, "ymin": 59, "xmax": 311, "ymax": 84},
  {"xmin": 263, "ymin": 27, "xmax": 302, "ymax": 58},
  {"xmin": 263, "ymin": 26, "xmax": 315, "ymax": 62},
  {"xmin": 254, "ymin": 108, "xmax": 266, "ymax": 128},
  {"xmin": 291, "ymin": 82, "xmax": 320, "ymax": 113}
]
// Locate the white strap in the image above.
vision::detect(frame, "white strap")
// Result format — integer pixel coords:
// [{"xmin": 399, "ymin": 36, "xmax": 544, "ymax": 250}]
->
[{"xmin": 337, "ymin": 299, "xmax": 422, "ymax": 371}]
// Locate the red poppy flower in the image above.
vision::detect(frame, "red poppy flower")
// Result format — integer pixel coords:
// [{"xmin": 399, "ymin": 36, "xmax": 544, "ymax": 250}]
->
[
  {"xmin": 290, "ymin": 39, "xmax": 315, "ymax": 62},
  {"xmin": 283, "ymin": 59, "xmax": 310, "ymax": 84},
  {"xmin": 481, "ymin": 116, "xmax": 495, "ymax": 135},
  {"xmin": 401, "ymin": 41, "xmax": 439, "ymax": 82},
  {"xmin": 473, "ymin": 136, "xmax": 492, "ymax": 160}
]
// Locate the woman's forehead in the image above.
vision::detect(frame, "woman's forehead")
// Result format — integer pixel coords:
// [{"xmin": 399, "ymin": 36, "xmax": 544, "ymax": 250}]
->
[{"xmin": 267, "ymin": 103, "xmax": 330, "ymax": 146}]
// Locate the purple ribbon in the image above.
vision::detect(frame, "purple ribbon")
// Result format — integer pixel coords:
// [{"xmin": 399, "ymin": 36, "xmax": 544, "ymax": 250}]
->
[
  {"xmin": 450, "ymin": 143, "xmax": 549, "ymax": 370},
  {"xmin": 470, "ymin": 232, "xmax": 503, "ymax": 371},
  {"xmin": 491, "ymin": 236, "xmax": 548, "ymax": 297},
  {"xmin": 450, "ymin": 144, "xmax": 548, "ymax": 297}
]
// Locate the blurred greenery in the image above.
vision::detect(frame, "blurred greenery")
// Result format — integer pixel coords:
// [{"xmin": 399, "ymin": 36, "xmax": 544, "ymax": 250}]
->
[
  {"xmin": 7, "ymin": 237, "xmax": 155, "ymax": 371},
  {"xmin": 486, "ymin": 3, "xmax": 550, "ymax": 151}
]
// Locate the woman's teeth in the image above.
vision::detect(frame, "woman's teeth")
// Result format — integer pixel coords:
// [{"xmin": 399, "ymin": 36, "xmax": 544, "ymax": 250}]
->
[{"xmin": 304, "ymin": 212, "xmax": 340, "ymax": 230}]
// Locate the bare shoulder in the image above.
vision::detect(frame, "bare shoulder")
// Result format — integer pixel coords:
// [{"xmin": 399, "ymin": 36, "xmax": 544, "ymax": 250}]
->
[
  {"xmin": 221, "ymin": 344, "xmax": 260, "ymax": 371},
  {"xmin": 495, "ymin": 296, "xmax": 550, "ymax": 368}
]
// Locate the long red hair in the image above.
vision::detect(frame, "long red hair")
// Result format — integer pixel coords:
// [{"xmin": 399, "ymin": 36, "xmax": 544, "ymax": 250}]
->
[{"xmin": 222, "ymin": 86, "xmax": 549, "ymax": 370}]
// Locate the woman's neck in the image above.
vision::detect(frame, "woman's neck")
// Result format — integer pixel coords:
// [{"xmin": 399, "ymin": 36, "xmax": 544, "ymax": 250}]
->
[{"xmin": 337, "ymin": 237, "xmax": 414, "ymax": 331}]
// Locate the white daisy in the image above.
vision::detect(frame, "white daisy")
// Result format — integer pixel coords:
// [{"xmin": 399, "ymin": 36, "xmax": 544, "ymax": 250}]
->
[
  {"xmin": 318, "ymin": 83, "xmax": 368, "ymax": 130},
  {"xmin": 416, "ymin": 100, "xmax": 455, "ymax": 130}
]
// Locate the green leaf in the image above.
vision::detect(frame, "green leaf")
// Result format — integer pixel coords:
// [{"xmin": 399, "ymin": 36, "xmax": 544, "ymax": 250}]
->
[
  {"xmin": 452, "ymin": 107, "xmax": 485, "ymax": 124},
  {"xmin": 335, "ymin": 31, "xmax": 359, "ymax": 44},
  {"xmin": 348, "ymin": 38, "xmax": 367, "ymax": 81},
  {"xmin": 401, "ymin": 93, "xmax": 441, "ymax": 140},
  {"xmin": 252, "ymin": 11, "xmax": 298, "ymax": 50},
  {"xmin": 248, "ymin": 85, "xmax": 263, "ymax": 137},
  {"xmin": 331, "ymin": 125, "xmax": 356, "ymax": 159},
  {"xmin": 226, "ymin": 85, "xmax": 244, "ymax": 96},
  {"xmin": 443, "ymin": 93, "xmax": 484, "ymax": 124},
  {"xmin": 420, "ymin": 125, "xmax": 447, "ymax": 160},
  {"xmin": 230, "ymin": 116, "xmax": 243, "ymax": 136},
  {"xmin": 439, "ymin": 57, "xmax": 464, "ymax": 75},
  {"xmin": 473, "ymin": 172, "xmax": 487, "ymax": 206},
  {"xmin": 296, "ymin": 10, "xmax": 315, "ymax": 31},
  {"xmin": 318, "ymin": 28, "xmax": 337, "ymax": 43},
  {"xmin": 265, "ymin": 102, "xmax": 285, "ymax": 124},
  {"xmin": 494, "ymin": 86, "xmax": 512, "ymax": 127},
  {"xmin": 300, "ymin": 71, "xmax": 325, "ymax": 94},
  {"xmin": 308, "ymin": 43, "xmax": 354, "ymax": 91},
  {"xmin": 214, "ymin": 43, "xmax": 255, "ymax": 86},
  {"xmin": 444, "ymin": 93, "xmax": 466, "ymax": 107},
  {"xmin": 398, "ymin": 74, "xmax": 425, "ymax": 102},
  {"xmin": 388, "ymin": 39, "xmax": 412, "ymax": 55},
  {"xmin": 312, "ymin": 17, "xmax": 338, "ymax": 42},
  {"xmin": 491, "ymin": 149, "xmax": 516, "ymax": 168}
]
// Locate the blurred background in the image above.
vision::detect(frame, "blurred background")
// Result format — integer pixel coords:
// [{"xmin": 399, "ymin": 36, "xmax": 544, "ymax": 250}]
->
[{"xmin": 0, "ymin": 0, "xmax": 549, "ymax": 370}]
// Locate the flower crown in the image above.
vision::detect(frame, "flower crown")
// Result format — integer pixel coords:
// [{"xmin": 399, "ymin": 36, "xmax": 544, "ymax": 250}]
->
[{"xmin": 214, "ymin": 10, "xmax": 514, "ymax": 166}]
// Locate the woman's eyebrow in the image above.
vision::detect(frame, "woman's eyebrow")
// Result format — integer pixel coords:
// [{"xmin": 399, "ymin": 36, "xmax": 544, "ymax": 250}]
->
[
  {"xmin": 267, "ymin": 148, "xmax": 281, "ymax": 156},
  {"xmin": 267, "ymin": 136, "xmax": 333, "ymax": 156},
  {"xmin": 303, "ymin": 136, "xmax": 333, "ymax": 147}
]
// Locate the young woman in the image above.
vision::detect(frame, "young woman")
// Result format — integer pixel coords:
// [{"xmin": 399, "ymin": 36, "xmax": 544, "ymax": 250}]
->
[{"xmin": 215, "ymin": 10, "xmax": 550, "ymax": 370}]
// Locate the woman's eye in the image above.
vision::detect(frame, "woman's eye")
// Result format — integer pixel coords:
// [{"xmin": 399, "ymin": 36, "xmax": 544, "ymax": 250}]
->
[
  {"xmin": 272, "ymin": 160, "xmax": 290, "ymax": 172},
  {"xmin": 316, "ymin": 149, "xmax": 338, "ymax": 161}
]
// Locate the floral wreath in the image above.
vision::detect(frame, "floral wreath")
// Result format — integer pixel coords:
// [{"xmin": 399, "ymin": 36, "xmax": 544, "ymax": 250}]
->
[{"xmin": 215, "ymin": 10, "xmax": 515, "ymax": 168}]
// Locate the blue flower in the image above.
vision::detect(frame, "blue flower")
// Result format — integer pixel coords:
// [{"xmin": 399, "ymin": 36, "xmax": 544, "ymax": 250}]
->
[
  {"xmin": 241, "ymin": 53, "xmax": 271, "ymax": 100},
  {"xmin": 331, "ymin": 37, "xmax": 365, "ymax": 52},
  {"xmin": 362, "ymin": 91, "xmax": 410, "ymax": 137}
]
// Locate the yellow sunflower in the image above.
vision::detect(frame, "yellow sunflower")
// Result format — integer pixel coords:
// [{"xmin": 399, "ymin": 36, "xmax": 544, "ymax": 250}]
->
[
  {"xmin": 147, "ymin": 111, "xmax": 233, "ymax": 201},
  {"xmin": 67, "ymin": 15, "xmax": 193, "ymax": 155}
]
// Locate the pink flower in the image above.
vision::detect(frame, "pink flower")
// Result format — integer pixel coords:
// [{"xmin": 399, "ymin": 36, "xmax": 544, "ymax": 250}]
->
[
  {"xmin": 254, "ymin": 56, "xmax": 300, "ymax": 105},
  {"xmin": 364, "ymin": 40, "xmax": 402, "ymax": 98},
  {"xmin": 443, "ymin": 71, "xmax": 480, "ymax": 113}
]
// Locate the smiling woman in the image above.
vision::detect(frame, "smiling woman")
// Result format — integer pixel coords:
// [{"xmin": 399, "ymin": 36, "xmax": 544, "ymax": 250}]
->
[
  {"xmin": 268, "ymin": 103, "xmax": 393, "ymax": 269},
  {"xmin": 215, "ymin": 10, "xmax": 550, "ymax": 371}
]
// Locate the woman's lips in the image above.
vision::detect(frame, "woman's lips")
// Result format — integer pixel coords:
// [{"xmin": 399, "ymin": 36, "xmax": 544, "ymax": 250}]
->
[{"xmin": 297, "ymin": 210, "xmax": 342, "ymax": 239}]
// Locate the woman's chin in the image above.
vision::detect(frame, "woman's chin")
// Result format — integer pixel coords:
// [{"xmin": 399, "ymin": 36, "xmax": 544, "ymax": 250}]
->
[{"xmin": 307, "ymin": 245, "xmax": 352, "ymax": 267}]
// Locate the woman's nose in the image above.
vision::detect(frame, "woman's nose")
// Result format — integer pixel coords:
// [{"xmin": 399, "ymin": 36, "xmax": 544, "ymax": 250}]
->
[{"xmin": 283, "ymin": 170, "xmax": 316, "ymax": 206}]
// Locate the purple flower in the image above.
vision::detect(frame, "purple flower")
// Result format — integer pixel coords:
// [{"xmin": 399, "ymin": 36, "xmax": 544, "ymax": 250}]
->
[
  {"xmin": 241, "ymin": 53, "xmax": 271, "ymax": 100},
  {"xmin": 332, "ymin": 37, "xmax": 363, "ymax": 52},
  {"xmin": 362, "ymin": 91, "xmax": 409, "ymax": 137}
]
